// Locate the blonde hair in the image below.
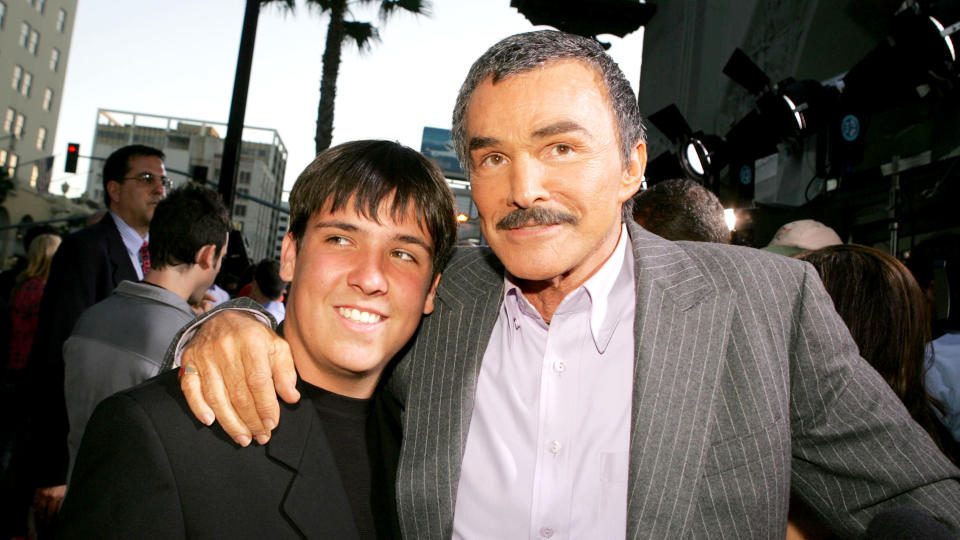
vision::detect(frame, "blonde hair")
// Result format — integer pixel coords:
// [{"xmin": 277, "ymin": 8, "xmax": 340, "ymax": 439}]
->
[{"xmin": 18, "ymin": 233, "xmax": 61, "ymax": 283}]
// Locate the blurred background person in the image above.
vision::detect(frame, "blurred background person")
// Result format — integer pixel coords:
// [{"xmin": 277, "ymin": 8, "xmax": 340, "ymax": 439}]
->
[
  {"xmin": 631, "ymin": 178, "xmax": 731, "ymax": 243},
  {"xmin": 1, "ymin": 233, "xmax": 60, "ymax": 539},
  {"xmin": 249, "ymin": 258, "xmax": 286, "ymax": 324},
  {"xmin": 764, "ymin": 219, "xmax": 842, "ymax": 257},
  {"xmin": 906, "ymin": 234, "xmax": 960, "ymax": 444},
  {"xmin": 797, "ymin": 244, "xmax": 957, "ymax": 462}
]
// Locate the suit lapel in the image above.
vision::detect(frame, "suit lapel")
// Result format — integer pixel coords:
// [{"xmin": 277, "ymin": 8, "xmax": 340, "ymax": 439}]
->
[
  {"xmin": 624, "ymin": 222, "xmax": 735, "ymax": 538},
  {"xmin": 395, "ymin": 247, "xmax": 504, "ymax": 539},
  {"xmin": 267, "ymin": 391, "xmax": 361, "ymax": 540},
  {"xmin": 102, "ymin": 214, "xmax": 140, "ymax": 285}
]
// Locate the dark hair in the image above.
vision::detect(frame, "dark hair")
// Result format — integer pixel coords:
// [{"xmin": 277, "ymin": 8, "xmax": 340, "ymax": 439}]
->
[
  {"xmin": 289, "ymin": 140, "xmax": 457, "ymax": 274},
  {"xmin": 797, "ymin": 244, "xmax": 950, "ymax": 457},
  {"xmin": 148, "ymin": 185, "xmax": 231, "ymax": 270},
  {"xmin": 101, "ymin": 144, "xmax": 165, "ymax": 207},
  {"xmin": 452, "ymin": 30, "xmax": 644, "ymax": 177},
  {"xmin": 906, "ymin": 234, "xmax": 960, "ymax": 330},
  {"xmin": 632, "ymin": 178, "xmax": 730, "ymax": 244},
  {"xmin": 254, "ymin": 258, "xmax": 285, "ymax": 300}
]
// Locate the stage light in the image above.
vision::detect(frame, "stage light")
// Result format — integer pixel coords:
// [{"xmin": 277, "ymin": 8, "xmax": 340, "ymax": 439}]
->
[
  {"xmin": 649, "ymin": 104, "xmax": 727, "ymax": 183},
  {"xmin": 724, "ymin": 209, "xmax": 737, "ymax": 231}
]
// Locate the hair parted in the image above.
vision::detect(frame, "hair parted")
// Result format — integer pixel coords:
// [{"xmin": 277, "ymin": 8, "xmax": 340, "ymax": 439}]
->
[
  {"xmin": 797, "ymin": 244, "xmax": 951, "ymax": 459},
  {"xmin": 632, "ymin": 178, "xmax": 730, "ymax": 244},
  {"xmin": 288, "ymin": 140, "xmax": 457, "ymax": 273},
  {"xmin": 148, "ymin": 184, "xmax": 231, "ymax": 270},
  {"xmin": 452, "ymin": 30, "xmax": 645, "ymax": 177},
  {"xmin": 18, "ymin": 233, "xmax": 61, "ymax": 283},
  {"xmin": 101, "ymin": 144, "xmax": 166, "ymax": 207},
  {"xmin": 254, "ymin": 258, "xmax": 286, "ymax": 300}
]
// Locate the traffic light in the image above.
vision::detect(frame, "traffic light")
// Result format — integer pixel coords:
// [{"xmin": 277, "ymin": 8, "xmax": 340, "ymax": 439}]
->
[{"xmin": 65, "ymin": 142, "xmax": 80, "ymax": 173}]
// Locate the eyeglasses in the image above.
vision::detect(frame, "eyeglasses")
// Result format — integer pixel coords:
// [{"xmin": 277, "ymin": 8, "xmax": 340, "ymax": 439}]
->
[{"xmin": 123, "ymin": 172, "xmax": 171, "ymax": 189}]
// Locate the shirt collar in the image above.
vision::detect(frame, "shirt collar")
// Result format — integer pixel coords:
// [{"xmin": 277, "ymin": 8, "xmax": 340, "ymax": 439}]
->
[
  {"xmin": 109, "ymin": 210, "xmax": 149, "ymax": 257},
  {"xmin": 502, "ymin": 223, "xmax": 634, "ymax": 352}
]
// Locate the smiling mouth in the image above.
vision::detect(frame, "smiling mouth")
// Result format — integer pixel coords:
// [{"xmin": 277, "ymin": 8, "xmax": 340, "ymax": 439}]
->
[{"xmin": 338, "ymin": 307, "xmax": 383, "ymax": 324}]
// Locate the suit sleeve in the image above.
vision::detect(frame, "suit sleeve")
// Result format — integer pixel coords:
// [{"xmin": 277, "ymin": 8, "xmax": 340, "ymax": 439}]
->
[
  {"xmin": 787, "ymin": 262, "xmax": 960, "ymax": 536},
  {"xmin": 59, "ymin": 392, "xmax": 185, "ymax": 539},
  {"xmin": 25, "ymin": 233, "xmax": 107, "ymax": 486}
]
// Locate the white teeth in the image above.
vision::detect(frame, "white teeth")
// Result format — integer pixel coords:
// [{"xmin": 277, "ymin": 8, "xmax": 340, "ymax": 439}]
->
[{"xmin": 338, "ymin": 307, "xmax": 382, "ymax": 324}]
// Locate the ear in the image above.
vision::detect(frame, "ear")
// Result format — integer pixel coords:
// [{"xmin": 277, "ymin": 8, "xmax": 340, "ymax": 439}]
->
[
  {"xmin": 421, "ymin": 272, "xmax": 442, "ymax": 315},
  {"xmin": 106, "ymin": 180, "xmax": 122, "ymax": 204},
  {"xmin": 618, "ymin": 140, "xmax": 647, "ymax": 204},
  {"xmin": 195, "ymin": 244, "xmax": 218, "ymax": 270},
  {"xmin": 279, "ymin": 233, "xmax": 297, "ymax": 282}
]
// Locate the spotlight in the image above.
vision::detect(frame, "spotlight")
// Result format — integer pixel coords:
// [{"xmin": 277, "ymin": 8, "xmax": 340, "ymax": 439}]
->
[{"xmin": 648, "ymin": 104, "xmax": 727, "ymax": 182}]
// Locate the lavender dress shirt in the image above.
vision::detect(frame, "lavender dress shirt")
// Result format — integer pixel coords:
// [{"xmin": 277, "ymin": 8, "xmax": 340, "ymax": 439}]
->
[{"xmin": 453, "ymin": 225, "xmax": 636, "ymax": 539}]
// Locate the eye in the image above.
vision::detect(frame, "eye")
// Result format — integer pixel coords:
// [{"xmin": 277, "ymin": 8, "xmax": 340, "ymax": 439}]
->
[
  {"xmin": 326, "ymin": 235, "xmax": 351, "ymax": 247},
  {"xmin": 391, "ymin": 249, "xmax": 417, "ymax": 263},
  {"xmin": 551, "ymin": 143, "xmax": 573, "ymax": 156},
  {"xmin": 478, "ymin": 153, "xmax": 506, "ymax": 168}
]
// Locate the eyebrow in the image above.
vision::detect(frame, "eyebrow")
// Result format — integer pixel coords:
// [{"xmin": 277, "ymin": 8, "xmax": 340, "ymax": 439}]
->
[
  {"xmin": 314, "ymin": 220, "xmax": 433, "ymax": 253},
  {"xmin": 467, "ymin": 120, "xmax": 591, "ymax": 154}
]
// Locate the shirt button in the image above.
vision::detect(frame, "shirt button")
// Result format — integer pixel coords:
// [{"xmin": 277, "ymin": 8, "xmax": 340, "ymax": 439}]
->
[
  {"xmin": 540, "ymin": 526, "xmax": 554, "ymax": 538},
  {"xmin": 553, "ymin": 360, "xmax": 566, "ymax": 373},
  {"xmin": 549, "ymin": 440, "xmax": 562, "ymax": 454},
  {"xmin": 513, "ymin": 317, "xmax": 520, "ymax": 330}
]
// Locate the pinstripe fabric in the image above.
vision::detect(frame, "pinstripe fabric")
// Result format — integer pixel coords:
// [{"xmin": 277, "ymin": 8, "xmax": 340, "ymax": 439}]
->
[{"xmin": 391, "ymin": 221, "xmax": 960, "ymax": 539}]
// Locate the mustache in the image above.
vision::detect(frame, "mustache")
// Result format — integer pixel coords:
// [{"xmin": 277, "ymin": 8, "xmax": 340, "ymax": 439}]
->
[{"xmin": 495, "ymin": 206, "xmax": 578, "ymax": 230}]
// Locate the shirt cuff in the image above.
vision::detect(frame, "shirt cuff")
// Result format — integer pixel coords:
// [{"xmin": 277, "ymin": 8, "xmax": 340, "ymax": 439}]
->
[{"xmin": 172, "ymin": 307, "xmax": 272, "ymax": 367}]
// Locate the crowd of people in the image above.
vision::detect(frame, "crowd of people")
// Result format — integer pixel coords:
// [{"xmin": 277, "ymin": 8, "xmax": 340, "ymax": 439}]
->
[{"xmin": 0, "ymin": 29, "xmax": 957, "ymax": 539}]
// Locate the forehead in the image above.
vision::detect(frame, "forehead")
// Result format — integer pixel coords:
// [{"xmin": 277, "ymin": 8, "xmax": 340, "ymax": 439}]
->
[
  {"xmin": 126, "ymin": 154, "xmax": 165, "ymax": 172},
  {"xmin": 465, "ymin": 60, "xmax": 615, "ymax": 135},
  {"xmin": 310, "ymin": 194, "xmax": 434, "ymax": 245}
]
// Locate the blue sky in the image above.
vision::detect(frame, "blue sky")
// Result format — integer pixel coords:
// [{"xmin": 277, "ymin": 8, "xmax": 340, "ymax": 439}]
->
[{"xmin": 52, "ymin": 0, "xmax": 642, "ymax": 197}]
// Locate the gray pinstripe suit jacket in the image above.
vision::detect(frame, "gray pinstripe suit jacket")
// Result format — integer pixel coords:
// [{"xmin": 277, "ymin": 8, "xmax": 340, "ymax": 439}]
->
[{"xmin": 390, "ymin": 220, "xmax": 960, "ymax": 539}]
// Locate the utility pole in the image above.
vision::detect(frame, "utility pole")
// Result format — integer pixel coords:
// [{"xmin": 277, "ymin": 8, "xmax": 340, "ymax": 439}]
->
[{"xmin": 219, "ymin": 0, "xmax": 261, "ymax": 211}]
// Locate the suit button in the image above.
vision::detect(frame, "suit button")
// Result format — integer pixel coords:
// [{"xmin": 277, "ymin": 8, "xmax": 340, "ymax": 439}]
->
[
  {"xmin": 549, "ymin": 440, "xmax": 562, "ymax": 454},
  {"xmin": 540, "ymin": 526, "xmax": 554, "ymax": 538}
]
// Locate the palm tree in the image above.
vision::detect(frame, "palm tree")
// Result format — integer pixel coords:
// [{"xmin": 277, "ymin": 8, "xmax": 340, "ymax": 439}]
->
[{"xmin": 308, "ymin": 0, "xmax": 431, "ymax": 153}]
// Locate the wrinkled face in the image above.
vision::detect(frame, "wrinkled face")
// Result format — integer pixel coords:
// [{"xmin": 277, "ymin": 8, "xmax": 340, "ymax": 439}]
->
[
  {"xmin": 107, "ymin": 155, "xmax": 167, "ymax": 232},
  {"xmin": 465, "ymin": 60, "xmax": 645, "ymax": 284},
  {"xmin": 280, "ymin": 197, "xmax": 440, "ymax": 398}
]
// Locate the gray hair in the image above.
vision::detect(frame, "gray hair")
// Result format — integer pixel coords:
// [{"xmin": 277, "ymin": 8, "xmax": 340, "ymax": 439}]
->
[{"xmin": 451, "ymin": 30, "xmax": 645, "ymax": 177}]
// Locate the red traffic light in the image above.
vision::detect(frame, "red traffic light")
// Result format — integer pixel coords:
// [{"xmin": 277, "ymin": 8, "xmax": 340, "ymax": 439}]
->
[{"xmin": 65, "ymin": 142, "xmax": 80, "ymax": 173}]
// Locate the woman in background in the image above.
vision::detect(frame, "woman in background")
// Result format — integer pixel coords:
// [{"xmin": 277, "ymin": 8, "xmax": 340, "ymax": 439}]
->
[
  {"xmin": 797, "ymin": 244, "xmax": 957, "ymax": 462},
  {"xmin": 7, "ymin": 233, "xmax": 61, "ymax": 371}
]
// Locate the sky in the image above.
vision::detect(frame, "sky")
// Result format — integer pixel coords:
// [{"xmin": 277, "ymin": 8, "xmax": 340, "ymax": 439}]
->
[{"xmin": 52, "ymin": 0, "xmax": 643, "ymax": 198}]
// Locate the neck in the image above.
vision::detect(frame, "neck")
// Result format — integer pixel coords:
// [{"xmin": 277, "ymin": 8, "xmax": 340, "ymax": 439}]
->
[
  {"xmin": 143, "ymin": 266, "xmax": 199, "ymax": 304},
  {"xmin": 249, "ymin": 288, "xmax": 270, "ymax": 304},
  {"xmin": 110, "ymin": 208, "xmax": 148, "ymax": 237},
  {"xmin": 514, "ymin": 224, "xmax": 623, "ymax": 323}
]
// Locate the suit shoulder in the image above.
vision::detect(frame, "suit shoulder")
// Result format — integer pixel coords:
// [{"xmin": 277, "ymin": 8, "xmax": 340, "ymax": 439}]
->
[
  {"xmin": 677, "ymin": 241, "xmax": 809, "ymax": 279},
  {"xmin": 436, "ymin": 246, "xmax": 503, "ymax": 295}
]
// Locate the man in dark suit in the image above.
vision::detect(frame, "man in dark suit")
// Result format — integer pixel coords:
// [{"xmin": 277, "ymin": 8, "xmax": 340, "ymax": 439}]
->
[
  {"xmin": 59, "ymin": 140, "xmax": 457, "ymax": 539},
  {"xmin": 176, "ymin": 32, "xmax": 960, "ymax": 537},
  {"xmin": 23, "ymin": 144, "xmax": 167, "ymax": 523}
]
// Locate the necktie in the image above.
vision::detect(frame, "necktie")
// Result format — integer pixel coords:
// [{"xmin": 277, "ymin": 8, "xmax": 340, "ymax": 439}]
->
[{"xmin": 139, "ymin": 241, "xmax": 151, "ymax": 276}]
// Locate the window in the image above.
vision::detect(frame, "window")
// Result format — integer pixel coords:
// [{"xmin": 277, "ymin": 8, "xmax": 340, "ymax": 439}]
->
[
  {"xmin": 27, "ymin": 29, "xmax": 39, "ymax": 55},
  {"xmin": 3, "ymin": 108, "xmax": 13, "ymax": 132},
  {"xmin": 34, "ymin": 0, "xmax": 43, "ymax": 14},
  {"xmin": 237, "ymin": 187, "xmax": 249, "ymax": 195},
  {"xmin": 41, "ymin": 88, "xmax": 53, "ymax": 110},
  {"xmin": 11, "ymin": 65, "xmax": 22, "ymax": 90},
  {"xmin": 19, "ymin": 21, "xmax": 29, "ymax": 47},
  {"xmin": 7, "ymin": 153, "xmax": 18, "ymax": 177},
  {"xmin": 20, "ymin": 71, "xmax": 31, "ymax": 97},
  {"xmin": 29, "ymin": 164, "xmax": 38, "ymax": 187},
  {"xmin": 56, "ymin": 8, "xmax": 65, "ymax": 32},
  {"xmin": 238, "ymin": 171, "xmax": 251, "ymax": 185},
  {"xmin": 234, "ymin": 204, "xmax": 247, "ymax": 217},
  {"xmin": 35, "ymin": 126, "xmax": 45, "ymax": 150},
  {"xmin": 0, "ymin": 2, "xmax": 6, "ymax": 29},
  {"xmin": 0, "ymin": 150, "xmax": 6, "ymax": 166},
  {"xmin": 49, "ymin": 48, "xmax": 59, "ymax": 71},
  {"xmin": 13, "ymin": 113, "xmax": 25, "ymax": 139}
]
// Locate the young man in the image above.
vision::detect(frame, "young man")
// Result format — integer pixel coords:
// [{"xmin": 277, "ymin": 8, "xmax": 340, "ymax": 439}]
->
[
  {"xmin": 63, "ymin": 185, "xmax": 231, "ymax": 479},
  {"xmin": 249, "ymin": 258, "xmax": 287, "ymax": 323},
  {"xmin": 59, "ymin": 140, "xmax": 457, "ymax": 539}
]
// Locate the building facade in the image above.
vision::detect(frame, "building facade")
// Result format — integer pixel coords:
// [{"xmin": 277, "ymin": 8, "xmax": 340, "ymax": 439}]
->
[
  {"xmin": 0, "ymin": 0, "xmax": 76, "ymax": 189},
  {"xmin": 87, "ymin": 109, "xmax": 287, "ymax": 262}
]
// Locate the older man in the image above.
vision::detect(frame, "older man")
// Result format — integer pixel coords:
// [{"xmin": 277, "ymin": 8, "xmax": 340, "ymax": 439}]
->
[{"xmin": 177, "ymin": 31, "xmax": 960, "ymax": 538}]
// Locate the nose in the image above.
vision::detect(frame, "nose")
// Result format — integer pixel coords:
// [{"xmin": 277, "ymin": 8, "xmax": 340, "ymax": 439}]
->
[
  {"xmin": 507, "ymin": 156, "xmax": 549, "ymax": 209},
  {"xmin": 347, "ymin": 251, "xmax": 388, "ymax": 296}
]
